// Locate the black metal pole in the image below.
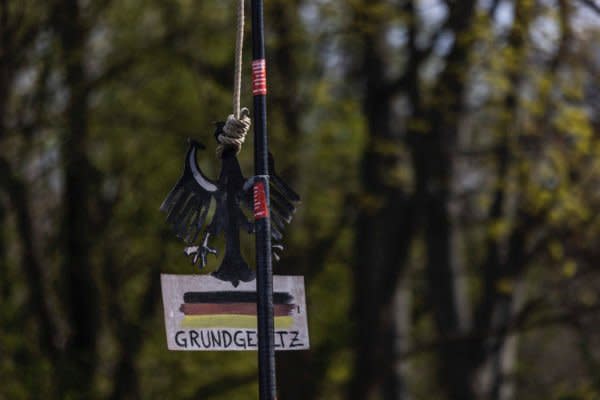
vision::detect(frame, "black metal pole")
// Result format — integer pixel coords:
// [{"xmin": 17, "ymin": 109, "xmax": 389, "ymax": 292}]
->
[{"xmin": 250, "ymin": 0, "xmax": 276, "ymax": 399}]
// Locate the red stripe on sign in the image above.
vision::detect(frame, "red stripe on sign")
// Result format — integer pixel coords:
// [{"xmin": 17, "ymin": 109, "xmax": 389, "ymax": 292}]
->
[
  {"xmin": 252, "ymin": 59, "xmax": 267, "ymax": 96},
  {"xmin": 253, "ymin": 181, "xmax": 269, "ymax": 220}
]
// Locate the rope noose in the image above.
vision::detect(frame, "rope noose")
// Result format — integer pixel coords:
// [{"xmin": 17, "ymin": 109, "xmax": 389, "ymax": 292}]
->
[{"xmin": 217, "ymin": 0, "xmax": 251, "ymax": 158}]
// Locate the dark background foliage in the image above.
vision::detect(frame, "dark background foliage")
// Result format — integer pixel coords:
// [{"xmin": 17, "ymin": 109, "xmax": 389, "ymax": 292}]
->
[{"xmin": 1, "ymin": 0, "xmax": 600, "ymax": 399}]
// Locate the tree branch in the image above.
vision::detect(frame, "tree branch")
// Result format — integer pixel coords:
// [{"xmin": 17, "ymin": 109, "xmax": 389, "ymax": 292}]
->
[{"xmin": 400, "ymin": 299, "xmax": 600, "ymax": 361}]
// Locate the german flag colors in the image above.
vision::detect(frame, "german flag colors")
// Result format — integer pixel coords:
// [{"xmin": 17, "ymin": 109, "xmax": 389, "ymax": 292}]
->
[{"xmin": 179, "ymin": 291, "xmax": 297, "ymax": 329}]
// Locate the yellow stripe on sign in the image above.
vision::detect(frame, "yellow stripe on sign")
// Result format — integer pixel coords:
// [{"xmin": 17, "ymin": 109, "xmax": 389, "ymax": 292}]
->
[{"xmin": 180, "ymin": 315, "xmax": 294, "ymax": 329}]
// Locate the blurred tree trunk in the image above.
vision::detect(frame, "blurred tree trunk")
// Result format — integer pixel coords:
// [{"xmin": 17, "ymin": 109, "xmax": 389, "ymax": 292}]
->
[
  {"xmin": 388, "ymin": 277, "xmax": 413, "ymax": 400},
  {"xmin": 52, "ymin": 0, "xmax": 100, "ymax": 396},
  {"xmin": 472, "ymin": 4, "xmax": 534, "ymax": 399},
  {"xmin": 0, "ymin": 0, "xmax": 17, "ymax": 303},
  {"xmin": 0, "ymin": 203, "xmax": 6, "ymax": 300},
  {"xmin": 0, "ymin": 159, "xmax": 59, "ymax": 358},
  {"xmin": 349, "ymin": 3, "xmax": 415, "ymax": 399},
  {"xmin": 0, "ymin": 0, "xmax": 57, "ymax": 361},
  {"xmin": 106, "ymin": 238, "xmax": 165, "ymax": 400},
  {"xmin": 407, "ymin": 2, "xmax": 477, "ymax": 399}
]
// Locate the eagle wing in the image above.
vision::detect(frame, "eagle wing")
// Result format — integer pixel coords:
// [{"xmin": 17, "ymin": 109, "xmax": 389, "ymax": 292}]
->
[{"xmin": 160, "ymin": 140, "xmax": 218, "ymax": 244}]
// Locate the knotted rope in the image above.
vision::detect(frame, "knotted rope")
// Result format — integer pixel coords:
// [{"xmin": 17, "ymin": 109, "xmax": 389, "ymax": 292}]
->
[
  {"xmin": 217, "ymin": 0, "xmax": 251, "ymax": 158},
  {"xmin": 217, "ymin": 107, "xmax": 251, "ymax": 157}
]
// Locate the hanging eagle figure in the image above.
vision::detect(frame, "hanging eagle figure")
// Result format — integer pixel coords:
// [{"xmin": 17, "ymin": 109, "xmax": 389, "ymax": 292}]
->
[{"xmin": 160, "ymin": 122, "xmax": 300, "ymax": 287}]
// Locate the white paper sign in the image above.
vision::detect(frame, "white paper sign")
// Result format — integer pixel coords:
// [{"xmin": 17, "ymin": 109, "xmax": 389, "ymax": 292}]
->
[{"xmin": 161, "ymin": 274, "xmax": 310, "ymax": 351}]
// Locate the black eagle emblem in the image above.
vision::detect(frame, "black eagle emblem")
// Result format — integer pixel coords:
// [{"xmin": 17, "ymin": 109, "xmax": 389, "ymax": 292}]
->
[{"xmin": 160, "ymin": 123, "xmax": 300, "ymax": 287}]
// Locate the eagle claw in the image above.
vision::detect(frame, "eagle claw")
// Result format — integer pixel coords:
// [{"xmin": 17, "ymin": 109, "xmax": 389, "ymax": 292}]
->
[
  {"xmin": 272, "ymin": 243, "xmax": 284, "ymax": 262},
  {"xmin": 184, "ymin": 233, "xmax": 217, "ymax": 269}
]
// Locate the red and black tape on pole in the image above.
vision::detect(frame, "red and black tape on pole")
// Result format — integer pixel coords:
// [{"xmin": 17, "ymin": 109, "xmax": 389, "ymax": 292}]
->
[{"xmin": 250, "ymin": 0, "xmax": 277, "ymax": 399}]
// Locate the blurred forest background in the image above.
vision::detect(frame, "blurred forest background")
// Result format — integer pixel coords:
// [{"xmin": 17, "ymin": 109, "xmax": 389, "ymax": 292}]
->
[{"xmin": 1, "ymin": 0, "xmax": 600, "ymax": 399}]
